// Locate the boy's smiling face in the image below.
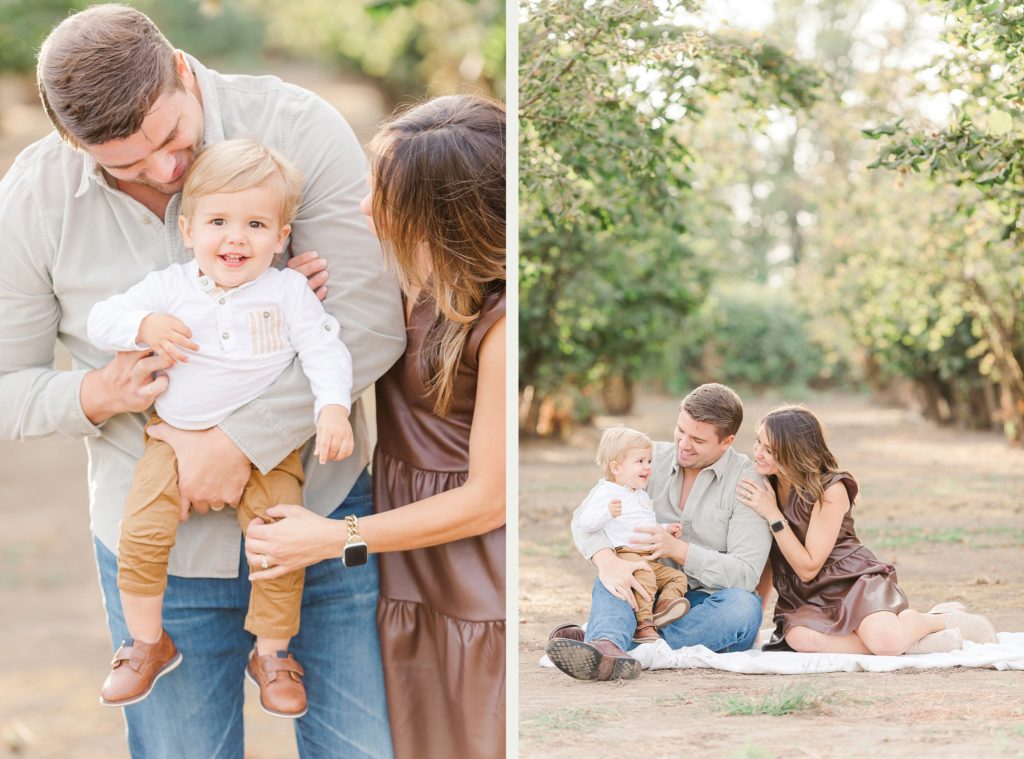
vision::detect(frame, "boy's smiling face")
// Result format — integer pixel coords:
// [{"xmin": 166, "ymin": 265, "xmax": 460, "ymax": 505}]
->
[
  {"xmin": 179, "ymin": 184, "xmax": 290, "ymax": 290},
  {"xmin": 610, "ymin": 446, "xmax": 653, "ymax": 491}
]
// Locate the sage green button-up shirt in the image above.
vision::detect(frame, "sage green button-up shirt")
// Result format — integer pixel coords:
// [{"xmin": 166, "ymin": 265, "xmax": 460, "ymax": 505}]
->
[
  {"xmin": 572, "ymin": 442, "xmax": 772, "ymax": 592},
  {"xmin": 0, "ymin": 55, "xmax": 405, "ymax": 577}
]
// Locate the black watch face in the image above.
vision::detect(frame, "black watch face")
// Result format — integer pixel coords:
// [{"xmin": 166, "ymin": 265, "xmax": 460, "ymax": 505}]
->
[
  {"xmin": 771, "ymin": 520, "xmax": 784, "ymax": 533},
  {"xmin": 344, "ymin": 542, "xmax": 369, "ymax": 567}
]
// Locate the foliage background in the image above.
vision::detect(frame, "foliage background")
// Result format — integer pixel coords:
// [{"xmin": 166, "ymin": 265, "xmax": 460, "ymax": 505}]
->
[{"xmin": 520, "ymin": 0, "xmax": 1024, "ymax": 446}]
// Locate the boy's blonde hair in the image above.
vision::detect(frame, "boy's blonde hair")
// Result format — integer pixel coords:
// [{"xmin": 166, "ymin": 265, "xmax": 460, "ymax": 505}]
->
[
  {"xmin": 181, "ymin": 139, "xmax": 304, "ymax": 223},
  {"xmin": 596, "ymin": 426, "xmax": 653, "ymax": 479}
]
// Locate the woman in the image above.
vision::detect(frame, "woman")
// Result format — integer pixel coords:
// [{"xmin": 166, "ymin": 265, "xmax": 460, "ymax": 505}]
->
[
  {"xmin": 737, "ymin": 405, "xmax": 997, "ymax": 655},
  {"xmin": 245, "ymin": 95, "xmax": 506, "ymax": 757}
]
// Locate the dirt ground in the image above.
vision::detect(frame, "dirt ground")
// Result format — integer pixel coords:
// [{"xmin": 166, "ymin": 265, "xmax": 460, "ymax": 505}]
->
[{"xmin": 519, "ymin": 391, "xmax": 1024, "ymax": 759}]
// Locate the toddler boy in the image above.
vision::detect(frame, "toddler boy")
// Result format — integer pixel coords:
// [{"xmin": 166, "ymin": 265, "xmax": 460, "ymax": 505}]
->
[
  {"xmin": 578, "ymin": 427, "xmax": 691, "ymax": 642},
  {"xmin": 87, "ymin": 139, "xmax": 352, "ymax": 718}
]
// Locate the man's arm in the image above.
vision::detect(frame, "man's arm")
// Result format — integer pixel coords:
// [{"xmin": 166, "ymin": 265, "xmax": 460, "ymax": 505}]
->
[
  {"xmin": 0, "ymin": 172, "xmax": 168, "ymax": 438},
  {"xmin": 217, "ymin": 93, "xmax": 405, "ymax": 473}
]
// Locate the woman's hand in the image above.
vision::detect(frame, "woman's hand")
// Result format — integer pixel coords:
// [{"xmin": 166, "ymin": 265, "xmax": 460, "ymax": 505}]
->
[
  {"xmin": 737, "ymin": 477, "xmax": 781, "ymax": 522},
  {"xmin": 595, "ymin": 552, "xmax": 652, "ymax": 611},
  {"xmin": 245, "ymin": 504, "xmax": 345, "ymax": 580}
]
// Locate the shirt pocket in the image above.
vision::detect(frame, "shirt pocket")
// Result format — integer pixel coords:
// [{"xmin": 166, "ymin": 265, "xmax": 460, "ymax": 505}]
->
[{"xmin": 246, "ymin": 307, "xmax": 287, "ymax": 354}]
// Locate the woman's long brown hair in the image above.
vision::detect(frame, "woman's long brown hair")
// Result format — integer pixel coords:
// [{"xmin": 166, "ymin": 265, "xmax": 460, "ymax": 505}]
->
[
  {"xmin": 370, "ymin": 94, "xmax": 506, "ymax": 416},
  {"xmin": 759, "ymin": 405, "xmax": 844, "ymax": 508}
]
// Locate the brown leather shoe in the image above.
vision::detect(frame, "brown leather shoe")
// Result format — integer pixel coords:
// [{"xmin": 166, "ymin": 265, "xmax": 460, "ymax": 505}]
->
[
  {"xmin": 100, "ymin": 630, "xmax": 182, "ymax": 707},
  {"xmin": 653, "ymin": 596, "xmax": 691, "ymax": 628},
  {"xmin": 632, "ymin": 621, "xmax": 659, "ymax": 643},
  {"xmin": 545, "ymin": 637, "xmax": 641, "ymax": 681},
  {"xmin": 245, "ymin": 649, "xmax": 308, "ymax": 718},
  {"xmin": 548, "ymin": 623, "xmax": 585, "ymax": 642}
]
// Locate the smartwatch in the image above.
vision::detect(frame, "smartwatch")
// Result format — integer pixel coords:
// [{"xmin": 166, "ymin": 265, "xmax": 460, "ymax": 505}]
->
[
  {"xmin": 770, "ymin": 517, "xmax": 789, "ymax": 534},
  {"xmin": 341, "ymin": 514, "xmax": 369, "ymax": 567}
]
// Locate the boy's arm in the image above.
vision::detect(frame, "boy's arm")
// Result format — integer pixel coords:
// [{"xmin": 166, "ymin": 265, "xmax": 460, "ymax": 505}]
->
[
  {"xmin": 86, "ymin": 272, "xmax": 164, "ymax": 353},
  {"xmin": 216, "ymin": 97, "xmax": 405, "ymax": 474},
  {"xmin": 284, "ymin": 272, "xmax": 353, "ymax": 419}
]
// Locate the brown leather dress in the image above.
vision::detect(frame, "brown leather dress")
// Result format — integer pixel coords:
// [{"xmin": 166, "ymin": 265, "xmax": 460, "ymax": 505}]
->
[
  {"xmin": 764, "ymin": 472, "xmax": 909, "ymax": 651},
  {"xmin": 373, "ymin": 287, "xmax": 506, "ymax": 759}
]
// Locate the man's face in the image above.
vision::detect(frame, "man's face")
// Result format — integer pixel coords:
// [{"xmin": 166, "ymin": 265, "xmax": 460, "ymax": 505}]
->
[
  {"xmin": 84, "ymin": 88, "xmax": 204, "ymax": 195},
  {"xmin": 673, "ymin": 409, "xmax": 734, "ymax": 471}
]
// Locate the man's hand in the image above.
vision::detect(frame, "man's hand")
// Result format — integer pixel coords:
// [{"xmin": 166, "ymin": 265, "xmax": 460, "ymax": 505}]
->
[
  {"xmin": 287, "ymin": 250, "xmax": 329, "ymax": 301},
  {"xmin": 607, "ymin": 498, "xmax": 622, "ymax": 518},
  {"xmin": 314, "ymin": 405, "xmax": 353, "ymax": 464},
  {"xmin": 593, "ymin": 550, "xmax": 652, "ymax": 611},
  {"xmin": 146, "ymin": 424, "xmax": 251, "ymax": 520},
  {"xmin": 137, "ymin": 313, "xmax": 198, "ymax": 364},
  {"xmin": 80, "ymin": 350, "xmax": 174, "ymax": 425},
  {"xmin": 631, "ymin": 523, "xmax": 686, "ymax": 562}
]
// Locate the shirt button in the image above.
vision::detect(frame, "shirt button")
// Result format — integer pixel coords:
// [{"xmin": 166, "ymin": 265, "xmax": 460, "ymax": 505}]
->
[
  {"xmin": 218, "ymin": 298, "xmax": 226, "ymax": 305},
  {"xmin": 323, "ymin": 324, "xmax": 331, "ymax": 331},
  {"xmin": 263, "ymin": 311, "xmax": 270, "ymax": 318},
  {"xmin": 200, "ymin": 277, "xmax": 209, "ymax": 286},
  {"xmin": 222, "ymin": 332, "xmax": 230, "ymax": 339},
  {"xmin": 141, "ymin": 216, "xmax": 151, "ymax": 225}
]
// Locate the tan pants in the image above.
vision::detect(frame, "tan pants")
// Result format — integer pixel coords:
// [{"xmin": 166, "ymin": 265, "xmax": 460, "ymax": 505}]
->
[
  {"xmin": 614, "ymin": 547, "xmax": 689, "ymax": 625},
  {"xmin": 117, "ymin": 416, "xmax": 305, "ymax": 639}
]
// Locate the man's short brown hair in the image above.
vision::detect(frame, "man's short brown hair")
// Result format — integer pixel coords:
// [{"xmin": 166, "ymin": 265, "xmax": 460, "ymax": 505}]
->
[
  {"xmin": 37, "ymin": 4, "xmax": 182, "ymax": 149},
  {"xmin": 681, "ymin": 383, "xmax": 743, "ymax": 440}
]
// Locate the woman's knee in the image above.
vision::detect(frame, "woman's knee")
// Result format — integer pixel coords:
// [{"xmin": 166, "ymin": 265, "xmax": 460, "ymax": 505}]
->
[
  {"xmin": 784, "ymin": 625, "xmax": 822, "ymax": 652},
  {"xmin": 858, "ymin": 613, "xmax": 905, "ymax": 656}
]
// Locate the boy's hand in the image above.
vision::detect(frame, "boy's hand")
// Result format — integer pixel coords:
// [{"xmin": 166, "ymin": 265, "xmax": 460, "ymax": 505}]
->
[
  {"xmin": 314, "ymin": 405, "xmax": 353, "ymax": 464},
  {"xmin": 608, "ymin": 498, "xmax": 622, "ymax": 517},
  {"xmin": 666, "ymin": 522, "xmax": 682, "ymax": 538},
  {"xmin": 137, "ymin": 313, "xmax": 198, "ymax": 364}
]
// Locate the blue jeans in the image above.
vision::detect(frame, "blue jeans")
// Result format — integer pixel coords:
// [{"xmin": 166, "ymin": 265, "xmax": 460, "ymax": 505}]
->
[
  {"xmin": 584, "ymin": 579, "xmax": 762, "ymax": 653},
  {"xmin": 95, "ymin": 468, "xmax": 393, "ymax": 759}
]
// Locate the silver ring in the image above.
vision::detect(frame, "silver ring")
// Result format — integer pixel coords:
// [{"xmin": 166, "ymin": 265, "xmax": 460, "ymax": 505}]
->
[{"xmin": 260, "ymin": 554, "xmax": 269, "ymax": 570}]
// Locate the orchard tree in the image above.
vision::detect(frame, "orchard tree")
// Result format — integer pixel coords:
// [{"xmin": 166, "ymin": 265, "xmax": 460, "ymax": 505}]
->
[{"xmin": 519, "ymin": 0, "xmax": 820, "ymax": 428}]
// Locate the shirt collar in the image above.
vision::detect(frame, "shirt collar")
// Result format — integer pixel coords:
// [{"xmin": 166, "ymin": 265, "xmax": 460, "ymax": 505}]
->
[{"xmin": 670, "ymin": 444, "xmax": 735, "ymax": 480}]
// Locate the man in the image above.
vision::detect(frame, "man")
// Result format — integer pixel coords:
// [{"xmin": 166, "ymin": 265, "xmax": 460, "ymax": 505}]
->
[
  {"xmin": 0, "ymin": 6, "xmax": 404, "ymax": 757},
  {"xmin": 547, "ymin": 383, "xmax": 771, "ymax": 680}
]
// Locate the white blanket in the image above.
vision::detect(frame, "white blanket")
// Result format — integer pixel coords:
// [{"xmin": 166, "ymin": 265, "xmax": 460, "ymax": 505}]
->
[{"xmin": 540, "ymin": 632, "xmax": 1024, "ymax": 674}]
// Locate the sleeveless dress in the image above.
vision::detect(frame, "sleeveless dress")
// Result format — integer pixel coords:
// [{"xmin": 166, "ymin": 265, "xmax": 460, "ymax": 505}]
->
[
  {"xmin": 373, "ymin": 287, "xmax": 506, "ymax": 759},
  {"xmin": 763, "ymin": 472, "xmax": 909, "ymax": 651}
]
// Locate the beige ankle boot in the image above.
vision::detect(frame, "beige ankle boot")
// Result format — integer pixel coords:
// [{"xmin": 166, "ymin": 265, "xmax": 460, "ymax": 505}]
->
[
  {"xmin": 905, "ymin": 627, "xmax": 962, "ymax": 655},
  {"xmin": 928, "ymin": 602, "xmax": 998, "ymax": 644}
]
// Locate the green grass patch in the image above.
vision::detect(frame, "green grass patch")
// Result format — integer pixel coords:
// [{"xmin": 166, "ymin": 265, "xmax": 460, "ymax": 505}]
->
[
  {"xmin": 857, "ymin": 525, "xmax": 1024, "ymax": 549},
  {"xmin": 520, "ymin": 706, "xmax": 620, "ymax": 733},
  {"xmin": 714, "ymin": 685, "xmax": 830, "ymax": 716}
]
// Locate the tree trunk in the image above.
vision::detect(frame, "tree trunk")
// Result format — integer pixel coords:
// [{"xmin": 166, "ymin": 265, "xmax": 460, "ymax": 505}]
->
[{"xmin": 601, "ymin": 374, "xmax": 634, "ymax": 415}]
